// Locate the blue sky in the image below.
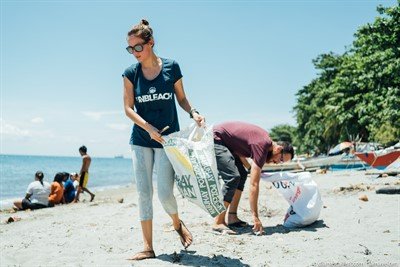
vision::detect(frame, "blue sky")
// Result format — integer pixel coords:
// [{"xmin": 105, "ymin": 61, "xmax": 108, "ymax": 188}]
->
[{"xmin": 1, "ymin": 0, "xmax": 396, "ymax": 157}]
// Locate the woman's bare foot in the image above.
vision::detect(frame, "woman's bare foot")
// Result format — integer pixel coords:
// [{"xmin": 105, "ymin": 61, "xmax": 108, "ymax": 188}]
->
[{"xmin": 175, "ymin": 220, "xmax": 193, "ymax": 249}]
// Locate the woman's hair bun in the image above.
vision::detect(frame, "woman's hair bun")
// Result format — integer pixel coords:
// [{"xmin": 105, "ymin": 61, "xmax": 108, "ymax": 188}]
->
[
  {"xmin": 35, "ymin": 171, "xmax": 44, "ymax": 179},
  {"xmin": 141, "ymin": 19, "xmax": 149, "ymax": 26}
]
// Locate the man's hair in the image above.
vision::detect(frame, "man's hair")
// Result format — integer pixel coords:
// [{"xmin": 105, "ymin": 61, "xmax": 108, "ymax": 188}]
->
[
  {"xmin": 277, "ymin": 141, "xmax": 294, "ymax": 159},
  {"xmin": 79, "ymin": 145, "xmax": 87, "ymax": 153}
]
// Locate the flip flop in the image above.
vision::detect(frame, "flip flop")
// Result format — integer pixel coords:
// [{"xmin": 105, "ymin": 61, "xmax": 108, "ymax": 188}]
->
[
  {"xmin": 227, "ymin": 212, "xmax": 248, "ymax": 228},
  {"xmin": 212, "ymin": 226, "xmax": 237, "ymax": 235},
  {"xmin": 228, "ymin": 220, "xmax": 248, "ymax": 228},
  {"xmin": 127, "ymin": 250, "xmax": 156, "ymax": 260},
  {"xmin": 175, "ymin": 220, "xmax": 193, "ymax": 249}
]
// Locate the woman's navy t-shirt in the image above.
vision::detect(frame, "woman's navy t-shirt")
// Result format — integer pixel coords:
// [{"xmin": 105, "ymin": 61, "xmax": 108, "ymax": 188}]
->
[{"xmin": 123, "ymin": 58, "xmax": 182, "ymax": 148}]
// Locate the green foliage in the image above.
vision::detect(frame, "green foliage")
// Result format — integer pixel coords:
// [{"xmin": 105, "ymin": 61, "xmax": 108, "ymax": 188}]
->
[
  {"xmin": 372, "ymin": 122, "xmax": 399, "ymax": 146},
  {"xmin": 294, "ymin": 2, "xmax": 400, "ymax": 154},
  {"xmin": 269, "ymin": 124, "xmax": 298, "ymax": 144}
]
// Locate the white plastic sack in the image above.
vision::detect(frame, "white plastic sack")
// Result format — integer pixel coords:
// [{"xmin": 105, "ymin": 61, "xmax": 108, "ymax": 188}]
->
[
  {"xmin": 163, "ymin": 124, "xmax": 225, "ymax": 217},
  {"xmin": 261, "ymin": 172, "xmax": 322, "ymax": 228}
]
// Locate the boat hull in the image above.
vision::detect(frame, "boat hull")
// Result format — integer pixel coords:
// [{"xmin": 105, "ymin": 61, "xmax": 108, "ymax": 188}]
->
[
  {"xmin": 263, "ymin": 155, "xmax": 343, "ymax": 172},
  {"xmin": 355, "ymin": 150, "xmax": 400, "ymax": 169}
]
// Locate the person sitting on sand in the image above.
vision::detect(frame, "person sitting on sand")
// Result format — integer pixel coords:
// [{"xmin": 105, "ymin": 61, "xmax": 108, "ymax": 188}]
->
[
  {"xmin": 48, "ymin": 172, "xmax": 65, "ymax": 206},
  {"xmin": 62, "ymin": 172, "xmax": 76, "ymax": 204},
  {"xmin": 212, "ymin": 121, "xmax": 294, "ymax": 235},
  {"xmin": 74, "ymin": 145, "xmax": 95, "ymax": 202},
  {"xmin": 13, "ymin": 171, "xmax": 51, "ymax": 211},
  {"xmin": 70, "ymin": 172, "xmax": 80, "ymax": 191}
]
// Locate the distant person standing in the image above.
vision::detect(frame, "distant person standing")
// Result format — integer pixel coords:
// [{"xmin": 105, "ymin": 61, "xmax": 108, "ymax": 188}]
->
[
  {"xmin": 74, "ymin": 145, "xmax": 95, "ymax": 202},
  {"xmin": 123, "ymin": 19, "xmax": 204, "ymax": 260},
  {"xmin": 13, "ymin": 171, "xmax": 50, "ymax": 211}
]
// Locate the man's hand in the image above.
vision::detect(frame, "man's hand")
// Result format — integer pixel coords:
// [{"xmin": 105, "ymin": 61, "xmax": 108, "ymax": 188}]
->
[{"xmin": 252, "ymin": 217, "xmax": 264, "ymax": 235}]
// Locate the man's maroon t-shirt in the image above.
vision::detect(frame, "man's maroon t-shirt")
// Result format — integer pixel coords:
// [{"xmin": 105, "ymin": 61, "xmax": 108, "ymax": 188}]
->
[{"xmin": 213, "ymin": 121, "xmax": 272, "ymax": 168}]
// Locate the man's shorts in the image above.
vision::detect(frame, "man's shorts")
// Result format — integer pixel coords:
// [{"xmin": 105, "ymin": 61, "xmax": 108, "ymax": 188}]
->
[{"xmin": 79, "ymin": 172, "xmax": 89, "ymax": 188}]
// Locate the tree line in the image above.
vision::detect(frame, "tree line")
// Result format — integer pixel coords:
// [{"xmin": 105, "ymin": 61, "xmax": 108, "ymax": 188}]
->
[{"xmin": 270, "ymin": 2, "xmax": 400, "ymax": 155}]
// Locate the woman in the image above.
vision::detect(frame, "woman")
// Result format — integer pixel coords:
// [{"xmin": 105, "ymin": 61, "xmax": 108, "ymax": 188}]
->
[
  {"xmin": 123, "ymin": 19, "xmax": 205, "ymax": 260},
  {"xmin": 13, "ymin": 171, "xmax": 51, "ymax": 211}
]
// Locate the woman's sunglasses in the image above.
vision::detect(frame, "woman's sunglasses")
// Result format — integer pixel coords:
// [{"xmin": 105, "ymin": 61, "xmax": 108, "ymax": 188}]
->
[{"xmin": 126, "ymin": 42, "xmax": 148, "ymax": 54}]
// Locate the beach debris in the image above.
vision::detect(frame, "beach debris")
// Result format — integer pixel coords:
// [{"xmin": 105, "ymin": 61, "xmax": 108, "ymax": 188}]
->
[
  {"xmin": 383, "ymin": 230, "xmax": 390, "ymax": 233},
  {"xmin": 323, "ymin": 205, "xmax": 327, "ymax": 208},
  {"xmin": 316, "ymin": 169, "xmax": 327, "ymax": 174},
  {"xmin": 258, "ymin": 207, "xmax": 280, "ymax": 218},
  {"xmin": 1, "ymin": 208, "xmax": 17, "ymax": 213},
  {"xmin": 333, "ymin": 183, "xmax": 374, "ymax": 193},
  {"xmin": 359, "ymin": 195, "xmax": 369, "ymax": 201},
  {"xmin": 358, "ymin": 244, "xmax": 372, "ymax": 255},
  {"xmin": 117, "ymin": 198, "xmax": 124, "ymax": 203},
  {"xmin": 171, "ymin": 251, "xmax": 181, "ymax": 263},
  {"xmin": 6, "ymin": 216, "xmax": 21, "ymax": 224},
  {"xmin": 376, "ymin": 187, "xmax": 400, "ymax": 194}
]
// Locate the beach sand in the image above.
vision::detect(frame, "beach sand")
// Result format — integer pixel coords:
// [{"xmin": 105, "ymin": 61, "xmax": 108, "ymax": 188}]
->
[{"xmin": 1, "ymin": 171, "xmax": 399, "ymax": 266}]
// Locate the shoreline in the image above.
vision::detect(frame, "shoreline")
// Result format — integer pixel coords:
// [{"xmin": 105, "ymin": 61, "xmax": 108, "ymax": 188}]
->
[{"xmin": 1, "ymin": 170, "xmax": 399, "ymax": 266}]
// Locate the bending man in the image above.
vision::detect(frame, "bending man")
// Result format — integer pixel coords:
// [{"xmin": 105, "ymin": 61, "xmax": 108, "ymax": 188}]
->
[{"xmin": 213, "ymin": 121, "xmax": 294, "ymax": 235}]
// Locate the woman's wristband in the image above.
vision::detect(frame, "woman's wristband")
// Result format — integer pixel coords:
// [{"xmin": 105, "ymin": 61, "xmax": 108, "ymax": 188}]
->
[{"xmin": 189, "ymin": 108, "xmax": 199, "ymax": 118}]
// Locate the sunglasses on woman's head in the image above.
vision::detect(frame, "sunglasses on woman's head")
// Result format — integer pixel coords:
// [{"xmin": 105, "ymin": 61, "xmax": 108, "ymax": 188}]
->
[{"xmin": 126, "ymin": 42, "xmax": 148, "ymax": 54}]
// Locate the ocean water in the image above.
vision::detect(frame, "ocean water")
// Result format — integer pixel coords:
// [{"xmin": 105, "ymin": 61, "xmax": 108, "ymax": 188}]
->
[{"xmin": 0, "ymin": 154, "xmax": 135, "ymax": 207}]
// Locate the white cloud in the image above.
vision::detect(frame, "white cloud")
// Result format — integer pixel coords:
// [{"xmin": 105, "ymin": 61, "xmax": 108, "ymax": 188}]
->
[
  {"xmin": 0, "ymin": 119, "xmax": 30, "ymax": 137},
  {"xmin": 31, "ymin": 117, "xmax": 44, "ymax": 124},
  {"xmin": 0, "ymin": 119, "xmax": 54, "ymax": 139},
  {"xmin": 82, "ymin": 111, "xmax": 123, "ymax": 121},
  {"xmin": 106, "ymin": 123, "xmax": 130, "ymax": 131}
]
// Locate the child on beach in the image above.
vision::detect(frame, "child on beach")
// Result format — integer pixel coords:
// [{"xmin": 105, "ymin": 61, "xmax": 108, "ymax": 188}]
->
[
  {"xmin": 13, "ymin": 171, "xmax": 51, "ymax": 211},
  {"xmin": 122, "ymin": 19, "xmax": 205, "ymax": 260},
  {"xmin": 70, "ymin": 172, "xmax": 80, "ymax": 191},
  {"xmin": 63, "ymin": 172, "xmax": 76, "ymax": 204},
  {"xmin": 48, "ymin": 172, "xmax": 64, "ymax": 206}
]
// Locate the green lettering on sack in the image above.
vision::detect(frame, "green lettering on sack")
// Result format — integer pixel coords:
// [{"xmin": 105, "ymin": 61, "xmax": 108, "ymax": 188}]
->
[
  {"xmin": 197, "ymin": 150, "xmax": 225, "ymax": 213},
  {"xmin": 188, "ymin": 149, "xmax": 218, "ymax": 217},
  {"xmin": 175, "ymin": 174, "xmax": 196, "ymax": 199}
]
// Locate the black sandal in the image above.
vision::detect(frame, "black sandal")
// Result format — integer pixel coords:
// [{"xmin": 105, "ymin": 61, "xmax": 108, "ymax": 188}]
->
[
  {"xmin": 227, "ymin": 212, "xmax": 248, "ymax": 228},
  {"xmin": 175, "ymin": 220, "xmax": 193, "ymax": 249}
]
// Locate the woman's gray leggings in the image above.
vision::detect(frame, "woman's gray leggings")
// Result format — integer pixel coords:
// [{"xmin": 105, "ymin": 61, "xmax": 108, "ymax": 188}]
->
[{"xmin": 131, "ymin": 145, "xmax": 178, "ymax": 221}]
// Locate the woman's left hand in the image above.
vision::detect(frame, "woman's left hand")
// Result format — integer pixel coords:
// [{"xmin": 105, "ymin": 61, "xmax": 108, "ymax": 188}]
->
[{"xmin": 192, "ymin": 113, "xmax": 205, "ymax": 127}]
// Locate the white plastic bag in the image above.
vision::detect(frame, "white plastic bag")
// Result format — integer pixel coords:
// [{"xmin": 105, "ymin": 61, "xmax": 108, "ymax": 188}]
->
[
  {"xmin": 261, "ymin": 172, "xmax": 322, "ymax": 228},
  {"xmin": 163, "ymin": 124, "xmax": 225, "ymax": 217}
]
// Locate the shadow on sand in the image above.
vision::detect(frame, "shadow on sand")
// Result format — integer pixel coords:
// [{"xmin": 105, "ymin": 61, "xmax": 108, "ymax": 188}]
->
[
  {"xmin": 265, "ymin": 220, "xmax": 328, "ymax": 235},
  {"xmin": 230, "ymin": 219, "xmax": 328, "ymax": 236},
  {"xmin": 157, "ymin": 250, "xmax": 250, "ymax": 267}
]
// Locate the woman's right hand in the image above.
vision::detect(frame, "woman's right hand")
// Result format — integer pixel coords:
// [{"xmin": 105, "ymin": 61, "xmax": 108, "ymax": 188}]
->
[{"xmin": 145, "ymin": 123, "xmax": 165, "ymax": 144}]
